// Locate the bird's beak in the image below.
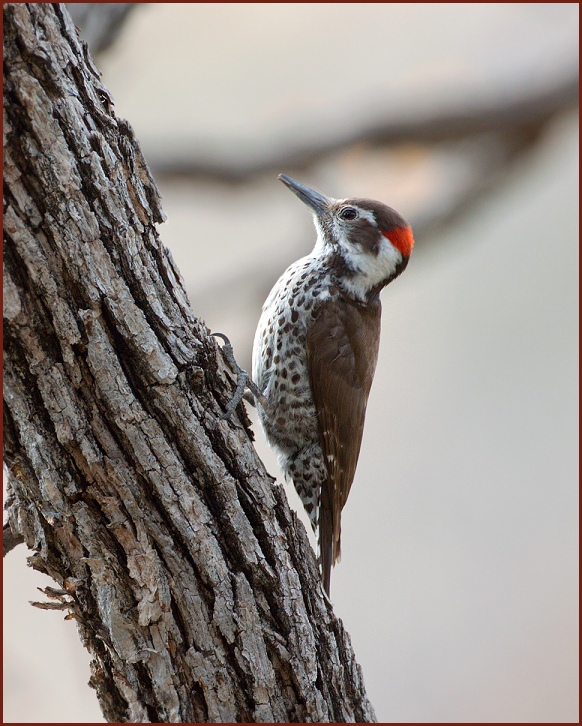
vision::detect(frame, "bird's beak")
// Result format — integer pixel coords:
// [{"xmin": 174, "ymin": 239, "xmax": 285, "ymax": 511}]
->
[{"xmin": 279, "ymin": 174, "xmax": 330, "ymax": 217}]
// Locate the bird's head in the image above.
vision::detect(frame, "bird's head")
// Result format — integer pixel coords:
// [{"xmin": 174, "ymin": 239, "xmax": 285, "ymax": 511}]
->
[{"xmin": 279, "ymin": 174, "xmax": 414, "ymax": 303}]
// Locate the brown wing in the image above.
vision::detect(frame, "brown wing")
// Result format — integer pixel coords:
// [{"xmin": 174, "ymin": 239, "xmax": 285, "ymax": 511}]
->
[{"xmin": 306, "ymin": 295, "xmax": 381, "ymax": 593}]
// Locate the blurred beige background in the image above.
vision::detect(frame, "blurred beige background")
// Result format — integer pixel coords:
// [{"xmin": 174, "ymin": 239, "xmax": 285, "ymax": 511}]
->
[{"xmin": 4, "ymin": 4, "xmax": 578, "ymax": 723}]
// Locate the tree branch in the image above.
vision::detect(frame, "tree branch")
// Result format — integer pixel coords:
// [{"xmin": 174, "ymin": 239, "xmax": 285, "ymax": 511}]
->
[
  {"xmin": 3, "ymin": 4, "xmax": 376, "ymax": 722},
  {"xmin": 65, "ymin": 3, "xmax": 140, "ymax": 55},
  {"xmin": 147, "ymin": 73, "xmax": 579, "ymax": 183}
]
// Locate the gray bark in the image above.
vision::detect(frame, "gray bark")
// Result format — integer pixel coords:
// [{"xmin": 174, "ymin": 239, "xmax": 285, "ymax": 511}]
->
[{"xmin": 3, "ymin": 4, "xmax": 376, "ymax": 723}]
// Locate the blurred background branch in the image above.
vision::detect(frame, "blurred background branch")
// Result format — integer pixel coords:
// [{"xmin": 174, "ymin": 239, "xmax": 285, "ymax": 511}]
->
[
  {"xmin": 65, "ymin": 2, "xmax": 578, "ymax": 249},
  {"xmin": 145, "ymin": 73, "xmax": 578, "ymax": 185},
  {"xmin": 65, "ymin": 3, "xmax": 139, "ymax": 54}
]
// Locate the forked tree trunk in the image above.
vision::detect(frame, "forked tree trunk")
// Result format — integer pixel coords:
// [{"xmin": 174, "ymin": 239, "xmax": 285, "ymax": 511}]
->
[{"xmin": 3, "ymin": 4, "xmax": 376, "ymax": 722}]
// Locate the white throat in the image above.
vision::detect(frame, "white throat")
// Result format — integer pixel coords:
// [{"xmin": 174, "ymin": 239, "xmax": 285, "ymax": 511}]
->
[
  {"xmin": 313, "ymin": 218, "xmax": 402, "ymax": 302},
  {"xmin": 340, "ymin": 238, "xmax": 401, "ymax": 300}
]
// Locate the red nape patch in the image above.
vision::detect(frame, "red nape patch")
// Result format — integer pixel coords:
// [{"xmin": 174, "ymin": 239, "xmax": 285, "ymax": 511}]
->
[{"xmin": 382, "ymin": 226, "xmax": 414, "ymax": 258}]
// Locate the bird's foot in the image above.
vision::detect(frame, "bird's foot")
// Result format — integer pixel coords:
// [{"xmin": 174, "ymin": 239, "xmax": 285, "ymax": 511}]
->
[{"xmin": 211, "ymin": 333, "xmax": 266, "ymax": 428}]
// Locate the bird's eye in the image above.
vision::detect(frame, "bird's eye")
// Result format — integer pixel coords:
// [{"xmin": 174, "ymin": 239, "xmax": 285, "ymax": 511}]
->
[{"xmin": 339, "ymin": 207, "xmax": 358, "ymax": 221}]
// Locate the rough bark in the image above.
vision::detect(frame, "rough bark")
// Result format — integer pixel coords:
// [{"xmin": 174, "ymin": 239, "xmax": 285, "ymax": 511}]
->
[{"xmin": 3, "ymin": 4, "xmax": 376, "ymax": 723}]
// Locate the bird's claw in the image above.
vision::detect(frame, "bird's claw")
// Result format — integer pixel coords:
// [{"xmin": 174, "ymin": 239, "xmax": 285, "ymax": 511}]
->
[{"xmin": 211, "ymin": 332, "xmax": 265, "ymax": 428}]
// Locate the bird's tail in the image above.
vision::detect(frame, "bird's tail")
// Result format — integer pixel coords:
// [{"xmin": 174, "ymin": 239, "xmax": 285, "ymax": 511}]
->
[
  {"xmin": 319, "ymin": 506, "xmax": 333, "ymax": 597},
  {"xmin": 319, "ymin": 483, "xmax": 340, "ymax": 597}
]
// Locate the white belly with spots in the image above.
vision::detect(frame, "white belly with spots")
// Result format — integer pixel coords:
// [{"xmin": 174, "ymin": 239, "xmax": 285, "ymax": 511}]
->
[{"xmin": 252, "ymin": 253, "xmax": 332, "ymax": 528}]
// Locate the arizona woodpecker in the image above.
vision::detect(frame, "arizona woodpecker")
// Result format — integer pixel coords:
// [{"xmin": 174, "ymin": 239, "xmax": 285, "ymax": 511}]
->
[{"xmin": 251, "ymin": 175, "xmax": 414, "ymax": 597}]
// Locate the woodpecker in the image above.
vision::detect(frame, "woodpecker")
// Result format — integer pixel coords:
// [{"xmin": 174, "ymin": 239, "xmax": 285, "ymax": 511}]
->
[{"xmin": 252, "ymin": 175, "xmax": 414, "ymax": 597}]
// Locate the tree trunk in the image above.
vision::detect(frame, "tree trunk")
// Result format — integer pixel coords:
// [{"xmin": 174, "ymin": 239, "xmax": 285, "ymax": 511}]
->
[{"xmin": 3, "ymin": 4, "xmax": 376, "ymax": 723}]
